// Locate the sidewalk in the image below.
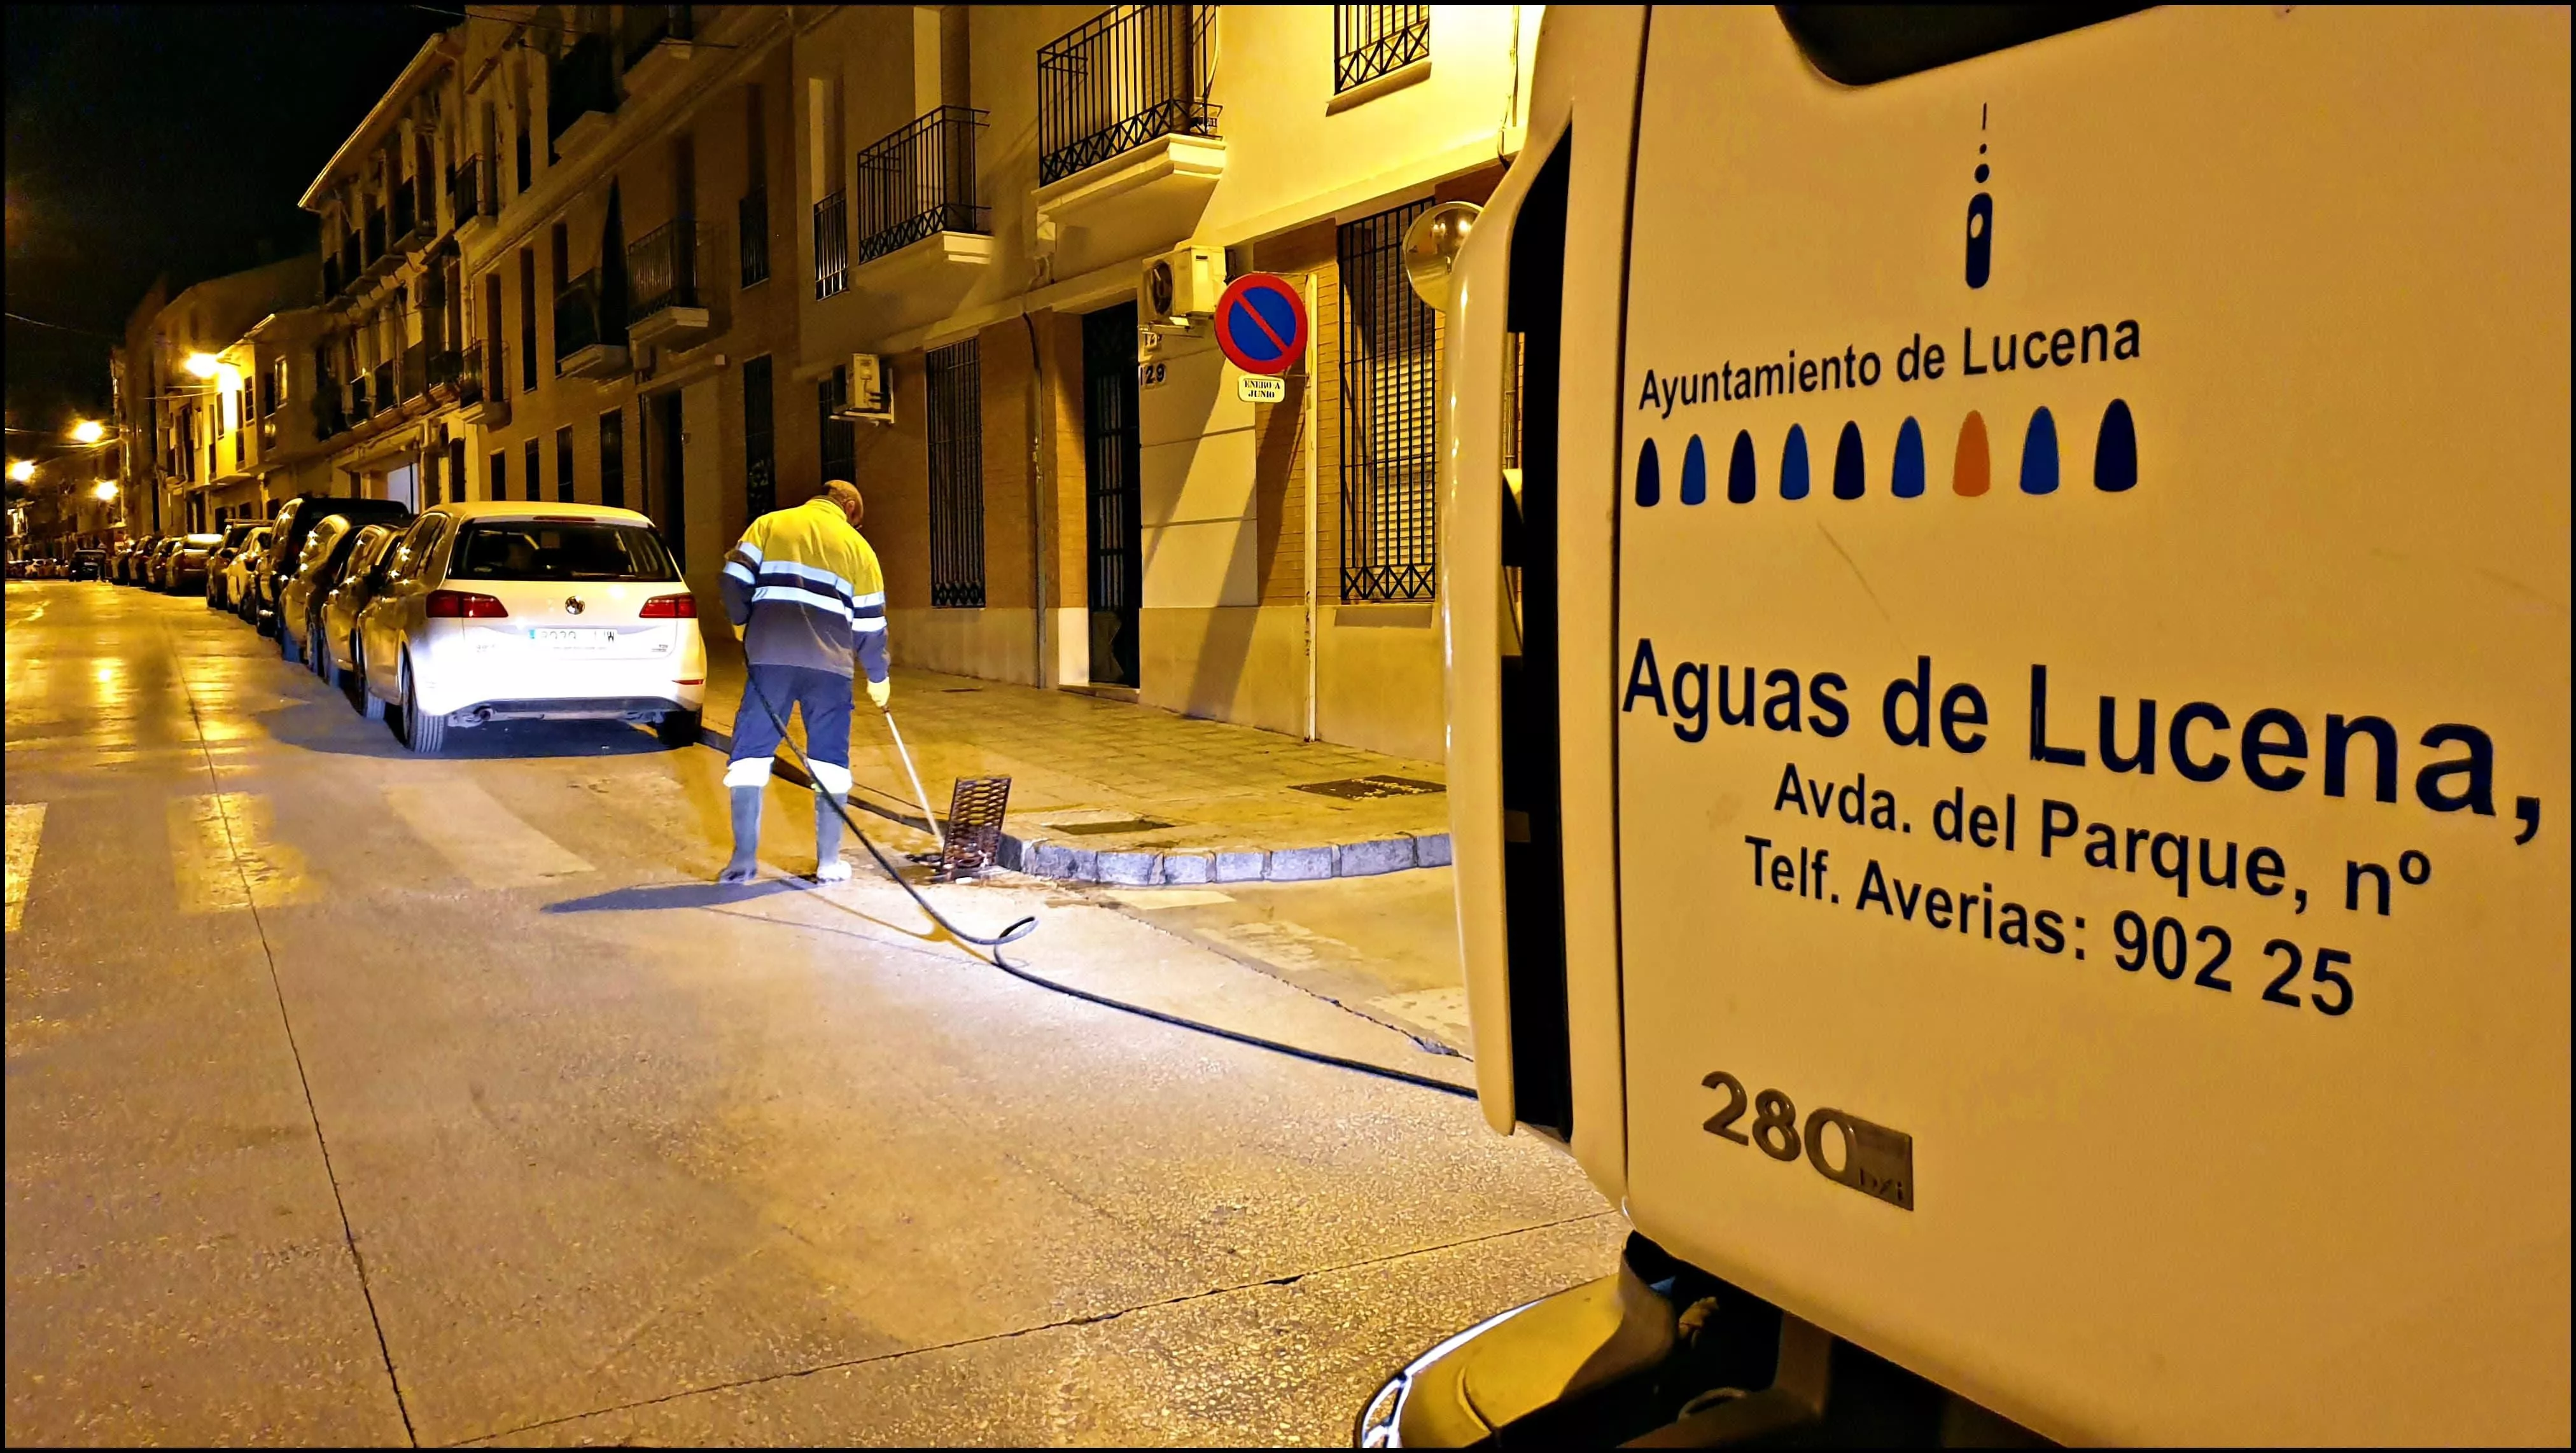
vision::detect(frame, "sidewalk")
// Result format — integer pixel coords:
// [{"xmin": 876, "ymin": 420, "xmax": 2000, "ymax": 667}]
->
[{"xmin": 696, "ymin": 633, "xmax": 1452, "ymax": 885}]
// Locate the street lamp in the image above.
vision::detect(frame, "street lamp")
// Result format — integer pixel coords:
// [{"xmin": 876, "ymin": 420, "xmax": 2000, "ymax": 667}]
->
[
  {"xmin": 71, "ymin": 420, "xmax": 106, "ymax": 445},
  {"xmin": 7, "ymin": 460, "xmax": 32, "ymax": 483},
  {"xmin": 93, "ymin": 480, "xmax": 120, "ymax": 502},
  {"xmin": 183, "ymin": 352, "xmax": 222, "ymax": 380}
]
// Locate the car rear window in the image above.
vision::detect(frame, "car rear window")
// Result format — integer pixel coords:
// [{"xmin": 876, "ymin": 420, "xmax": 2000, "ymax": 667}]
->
[{"xmin": 449, "ymin": 521, "xmax": 678, "ymax": 582}]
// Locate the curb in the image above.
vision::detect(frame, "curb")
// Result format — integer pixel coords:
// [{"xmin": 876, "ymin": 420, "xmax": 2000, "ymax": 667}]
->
[{"xmin": 699, "ymin": 726, "xmax": 1452, "ymax": 884}]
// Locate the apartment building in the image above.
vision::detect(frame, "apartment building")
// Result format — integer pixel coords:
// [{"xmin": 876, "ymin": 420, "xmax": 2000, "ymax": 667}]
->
[
  {"xmin": 795, "ymin": 4, "xmax": 1536, "ymax": 761},
  {"xmin": 109, "ymin": 254, "xmax": 328, "ymax": 536}
]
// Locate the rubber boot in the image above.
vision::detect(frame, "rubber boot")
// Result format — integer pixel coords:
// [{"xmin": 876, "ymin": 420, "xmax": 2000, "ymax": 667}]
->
[
  {"xmin": 813, "ymin": 790, "xmax": 851, "ymax": 883},
  {"xmin": 718, "ymin": 786, "xmax": 762, "ymax": 884}
]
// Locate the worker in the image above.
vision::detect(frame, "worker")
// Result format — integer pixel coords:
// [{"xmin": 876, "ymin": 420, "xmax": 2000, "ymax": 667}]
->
[{"xmin": 716, "ymin": 478, "xmax": 890, "ymax": 884}]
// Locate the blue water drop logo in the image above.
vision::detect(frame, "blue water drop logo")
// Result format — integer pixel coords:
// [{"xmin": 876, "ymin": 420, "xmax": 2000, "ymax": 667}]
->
[
  {"xmin": 1681, "ymin": 435, "xmax": 1707, "ymax": 505},
  {"xmin": 2094, "ymin": 399, "xmax": 2137, "ymax": 492},
  {"xmin": 1781, "ymin": 425, "xmax": 1810, "ymax": 500},
  {"xmin": 1727, "ymin": 431, "xmax": 1756, "ymax": 504},
  {"xmin": 2019, "ymin": 407, "xmax": 2059, "ymax": 494},
  {"xmin": 1635, "ymin": 437, "xmax": 1661, "ymax": 507},
  {"xmin": 1892, "ymin": 417, "xmax": 1926, "ymax": 498},
  {"xmin": 1832, "ymin": 422, "xmax": 1866, "ymax": 499}
]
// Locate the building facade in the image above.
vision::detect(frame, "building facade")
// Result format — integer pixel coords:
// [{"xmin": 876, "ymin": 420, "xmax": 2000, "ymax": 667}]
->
[
  {"xmin": 110, "ymin": 255, "xmax": 326, "ymax": 537},
  {"xmin": 792, "ymin": 3, "xmax": 1534, "ymax": 760},
  {"xmin": 290, "ymin": 4, "xmax": 1536, "ymax": 761}
]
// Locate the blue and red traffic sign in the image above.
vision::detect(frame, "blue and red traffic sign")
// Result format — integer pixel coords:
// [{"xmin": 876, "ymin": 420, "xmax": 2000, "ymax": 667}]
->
[{"xmin": 1214, "ymin": 273, "xmax": 1308, "ymax": 376}]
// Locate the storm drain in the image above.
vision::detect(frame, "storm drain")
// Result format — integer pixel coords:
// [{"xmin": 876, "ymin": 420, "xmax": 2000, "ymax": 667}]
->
[
  {"xmin": 934, "ymin": 776, "xmax": 1013, "ymax": 880},
  {"xmin": 1292, "ymin": 775, "xmax": 1446, "ymax": 800}
]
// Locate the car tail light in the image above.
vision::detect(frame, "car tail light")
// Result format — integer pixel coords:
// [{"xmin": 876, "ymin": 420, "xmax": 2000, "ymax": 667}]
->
[
  {"xmin": 640, "ymin": 593, "xmax": 696, "ymax": 618},
  {"xmin": 426, "ymin": 588, "xmax": 509, "ymax": 618}
]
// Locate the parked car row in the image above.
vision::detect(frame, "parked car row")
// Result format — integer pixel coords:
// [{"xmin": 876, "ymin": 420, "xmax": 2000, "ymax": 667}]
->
[
  {"xmin": 7, "ymin": 552, "xmax": 106, "ymax": 580},
  {"xmin": 192, "ymin": 495, "xmax": 706, "ymax": 756}
]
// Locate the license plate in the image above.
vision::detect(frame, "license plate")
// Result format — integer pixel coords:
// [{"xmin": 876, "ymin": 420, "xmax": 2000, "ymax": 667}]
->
[{"xmin": 531, "ymin": 629, "xmax": 613, "ymax": 648}]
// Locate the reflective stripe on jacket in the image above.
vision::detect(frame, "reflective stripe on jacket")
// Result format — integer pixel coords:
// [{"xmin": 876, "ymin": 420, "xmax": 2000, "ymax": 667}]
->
[{"xmin": 720, "ymin": 496, "xmax": 888, "ymax": 681}]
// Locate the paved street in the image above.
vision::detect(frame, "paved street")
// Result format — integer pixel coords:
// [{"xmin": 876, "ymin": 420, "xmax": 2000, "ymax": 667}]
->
[{"xmin": 4, "ymin": 580, "xmax": 1618, "ymax": 1447}]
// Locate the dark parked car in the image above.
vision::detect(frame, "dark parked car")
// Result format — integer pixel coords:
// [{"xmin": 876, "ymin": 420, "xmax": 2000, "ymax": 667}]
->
[
  {"xmin": 71, "ymin": 549, "xmax": 108, "ymax": 581},
  {"xmin": 204, "ymin": 521, "xmax": 263, "ymax": 609},
  {"xmin": 253, "ymin": 494, "xmax": 410, "ymax": 634},
  {"xmin": 113, "ymin": 538, "xmax": 155, "ymax": 585},
  {"xmin": 143, "ymin": 538, "xmax": 186, "ymax": 590}
]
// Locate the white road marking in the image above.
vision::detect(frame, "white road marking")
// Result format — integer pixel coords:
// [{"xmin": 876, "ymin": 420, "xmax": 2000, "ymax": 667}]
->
[
  {"xmin": 169, "ymin": 793, "xmax": 319, "ymax": 914},
  {"xmin": 382, "ymin": 781, "xmax": 595, "ymax": 889},
  {"xmin": 5, "ymin": 803, "xmax": 43, "ymax": 933}
]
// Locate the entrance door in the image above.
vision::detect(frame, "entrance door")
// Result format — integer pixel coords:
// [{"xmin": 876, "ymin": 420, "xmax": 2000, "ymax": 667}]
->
[
  {"xmin": 385, "ymin": 463, "xmax": 417, "ymax": 511},
  {"xmin": 650, "ymin": 391, "xmax": 685, "ymax": 567},
  {"xmin": 1081, "ymin": 303, "xmax": 1142, "ymax": 687}
]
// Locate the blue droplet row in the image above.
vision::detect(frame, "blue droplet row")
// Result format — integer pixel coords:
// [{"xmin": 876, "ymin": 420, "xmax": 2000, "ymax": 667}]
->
[{"xmin": 1634, "ymin": 400, "xmax": 2136, "ymax": 505}]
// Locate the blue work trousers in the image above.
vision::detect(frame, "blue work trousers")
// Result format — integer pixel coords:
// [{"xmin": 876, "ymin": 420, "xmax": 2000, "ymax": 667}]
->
[{"xmin": 726, "ymin": 664, "xmax": 853, "ymax": 795}]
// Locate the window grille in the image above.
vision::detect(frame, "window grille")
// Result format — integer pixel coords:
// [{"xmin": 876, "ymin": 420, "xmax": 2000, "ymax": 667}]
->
[
  {"xmin": 599, "ymin": 407, "xmax": 625, "ymax": 509},
  {"xmin": 491, "ymin": 448, "xmax": 507, "ymax": 501},
  {"xmin": 556, "ymin": 425, "xmax": 575, "ymax": 503},
  {"xmin": 1337, "ymin": 198, "xmax": 1439, "ymax": 602},
  {"xmin": 814, "ymin": 191, "xmax": 849, "ymax": 299},
  {"xmin": 818, "ymin": 367, "xmax": 855, "ymax": 485},
  {"xmin": 1037, "ymin": 5, "xmax": 1221, "ymax": 186},
  {"xmin": 925, "ymin": 340, "xmax": 986, "ymax": 608},
  {"xmin": 739, "ymin": 189, "xmax": 770, "ymax": 286},
  {"xmin": 1334, "ymin": 4, "xmax": 1428, "ymax": 94},
  {"xmin": 524, "ymin": 438, "xmax": 542, "ymax": 503},
  {"xmin": 742, "ymin": 357, "xmax": 775, "ymax": 517}
]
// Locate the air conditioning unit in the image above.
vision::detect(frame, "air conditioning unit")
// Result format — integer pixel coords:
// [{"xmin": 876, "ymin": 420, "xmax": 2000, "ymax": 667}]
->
[
  {"xmin": 1140, "ymin": 246, "xmax": 1225, "ymax": 329},
  {"xmin": 833, "ymin": 352, "xmax": 894, "ymax": 424}
]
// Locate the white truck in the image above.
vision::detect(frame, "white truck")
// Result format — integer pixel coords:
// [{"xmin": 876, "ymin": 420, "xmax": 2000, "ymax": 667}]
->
[{"xmin": 1366, "ymin": 7, "xmax": 2569, "ymax": 1445}]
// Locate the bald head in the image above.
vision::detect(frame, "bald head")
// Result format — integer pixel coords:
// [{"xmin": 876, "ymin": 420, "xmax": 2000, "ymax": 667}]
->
[{"xmin": 820, "ymin": 480, "xmax": 865, "ymax": 527}]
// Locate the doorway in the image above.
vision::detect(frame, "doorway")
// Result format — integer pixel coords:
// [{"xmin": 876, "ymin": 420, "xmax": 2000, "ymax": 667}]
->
[
  {"xmin": 649, "ymin": 390, "xmax": 685, "ymax": 568},
  {"xmin": 385, "ymin": 463, "xmax": 417, "ymax": 511},
  {"xmin": 1081, "ymin": 302, "xmax": 1142, "ymax": 688}
]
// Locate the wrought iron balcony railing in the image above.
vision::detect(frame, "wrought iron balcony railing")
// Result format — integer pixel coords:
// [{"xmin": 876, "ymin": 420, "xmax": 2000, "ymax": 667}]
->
[
  {"xmin": 1334, "ymin": 4, "xmax": 1427, "ymax": 94},
  {"xmin": 620, "ymin": 4, "xmax": 693, "ymax": 69},
  {"xmin": 813, "ymin": 191, "xmax": 849, "ymax": 300},
  {"xmin": 626, "ymin": 218, "xmax": 705, "ymax": 322},
  {"xmin": 391, "ymin": 179, "xmax": 417, "ymax": 242},
  {"xmin": 400, "ymin": 343, "xmax": 427, "ymax": 401},
  {"xmin": 855, "ymin": 106, "xmax": 990, "ymax": 263},
  {"xmin": 1037, "ymin": 4, "xmax": 1220, "ymax": 186},
  {"xmin": 449, "ymin": 155, "xmax": 486, "ymax": 227},
  {"xmin": 549, "ymin": 34, "xmax": 619, "ymax": 145},
  {"xmin": 372, "ymin": 361, "xmax": 394, "ymax": 408},
  {"xmin": 363, "ymin": 209, "xmax": 387, "ymax": 264},
  {"xmin": 553, "ymin": 269, "xmax": 625, "ymax": 360}
]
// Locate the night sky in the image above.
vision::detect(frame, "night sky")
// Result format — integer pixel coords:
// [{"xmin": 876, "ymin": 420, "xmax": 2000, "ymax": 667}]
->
[{"xmin": 6, "ymin": 5, "xmax": 452, "ymax": 441}]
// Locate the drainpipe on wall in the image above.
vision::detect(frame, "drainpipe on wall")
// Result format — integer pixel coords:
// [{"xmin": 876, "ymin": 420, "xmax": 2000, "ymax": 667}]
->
[
  {"xmin": 1022, "ymin": 306, "xmax": 1048, "ymax": 690},
  {"xmin": 1302, "ymin": 272, "xmax": 1320, "ymax": 742}
]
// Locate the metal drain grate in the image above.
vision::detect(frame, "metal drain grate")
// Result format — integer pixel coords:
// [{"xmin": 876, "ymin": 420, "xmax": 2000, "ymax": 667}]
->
[
  {"xmin": 1292, "ymin": 774, "xmax": 1445, "ymax": 800},
  {"xmin": 938, "ymin": 775, "xmax": 1012, "ymax": 880}
]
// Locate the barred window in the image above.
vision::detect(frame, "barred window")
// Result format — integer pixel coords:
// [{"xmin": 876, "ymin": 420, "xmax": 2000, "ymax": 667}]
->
[
  {"xmin": 490, "ymin": 448, "xmax": 507, "ymax": 501},
  {"xmin": 1337, "ymin": 198, "xmax": 1439, "ymax": 602},
  {"xmin": 1334, "ymin": 5, "xmax": 1429, "ymax": 94},
  {"xmin": 524, "ymin": 437, "xmax": 542, "ymax": 503},
  {"xmin": 556, "ymin": 425, "xmax": 576, "ymax": 503},
  {"xmin": 818, "ymin": 366, "xmax": 855, "ymax": 484},
  {"xmin": 743, "ymin": 356, "xmax": 776, "ymax": 517},
  {"xmin": 925, "ymin": 340, "xmax": 985, "ymax": 608}
]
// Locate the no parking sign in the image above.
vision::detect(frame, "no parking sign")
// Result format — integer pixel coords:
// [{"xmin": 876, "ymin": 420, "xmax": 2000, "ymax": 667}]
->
[{"xmin": 1214, "ymin": 274, "xmax": 1308, "ymax": 377}]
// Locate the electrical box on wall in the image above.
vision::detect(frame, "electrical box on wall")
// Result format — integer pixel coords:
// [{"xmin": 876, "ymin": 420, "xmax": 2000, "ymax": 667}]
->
[{"xmin": 834, "ymin": 352, "xmax": 894, "ymax": 424}]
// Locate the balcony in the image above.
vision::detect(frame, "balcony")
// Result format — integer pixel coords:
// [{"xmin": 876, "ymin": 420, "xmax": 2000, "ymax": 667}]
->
[
  {"xmin": 813, "ymin": 191, "xmax": 848, "ymax": 300},
  {"xmin": 363, "ymin": 209, "xmax": 389, "ymax": 273},
  {"xmin": 347, "ymin": 375, "xmax": 372, "ymax": 424},
  {"xmin": 399, "ymin": 343, "xmax": 428, "ymax": 408},
  {"xmin": 323, "ymin": 255, "xmax": 344, "ymax": 299},
  {"xmin": 626, "ymin": 218, "xmax": 711, "ymax": 350},
  {"xmin": 461, "ymin": 341, "xmax": 511, "ymax": 428},
  {"xmin": 549, "ymin": 34, "xmax": 619, "ymax": 162},
  {"xmin": 620, "ymin": 4, "xmax": 696, "ymax": 99},
  {"xmin": 449, "ymin": 156, "xmax": 492, "ymax": 241},
  {"xmin": 1033, "ymin": 4, "xmax": 1224, "ymax": 276},
  {"xmin": 427, "ymin": 345, "xmax": 463, "ymax": 403},
  {"xmin": 554, "ymin": 270, "xmax": 630, "ymax": 379},
  {"xmin": 849, "ymin": 107, "xmax": 996, "ymax": 326},
  {"xmin": 391, "ymin": 181, "xmax": 418, "ymax": 248},
  {"xmin": 372, "ymin": 361, "xmax": 395, "ymax": 415}
]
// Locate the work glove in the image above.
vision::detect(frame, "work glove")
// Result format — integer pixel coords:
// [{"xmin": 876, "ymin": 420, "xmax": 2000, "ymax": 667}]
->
[{"xmin": 865, "ymin": 675, "xmax": 891, "ymax": 710}]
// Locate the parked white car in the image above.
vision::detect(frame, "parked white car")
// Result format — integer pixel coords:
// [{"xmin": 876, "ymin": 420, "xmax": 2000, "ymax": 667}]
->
[{"xmin": 351, "ymin": 502, "xmax": 707, "ymax": 754}]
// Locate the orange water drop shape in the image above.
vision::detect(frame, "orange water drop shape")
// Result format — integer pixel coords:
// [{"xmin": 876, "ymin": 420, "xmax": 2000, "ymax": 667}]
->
[{"xmin": 1953, "ymin": 410, "xmax": 1991, "ymax": 496}]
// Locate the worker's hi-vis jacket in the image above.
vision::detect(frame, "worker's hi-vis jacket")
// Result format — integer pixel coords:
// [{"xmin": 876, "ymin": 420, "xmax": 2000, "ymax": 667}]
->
[{"xmin": 720, "ymin": 496, "xmax": 888, "ymax": 682}]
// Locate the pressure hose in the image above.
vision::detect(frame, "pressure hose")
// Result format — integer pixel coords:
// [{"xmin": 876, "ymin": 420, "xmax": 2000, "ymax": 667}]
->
[{"xmin": 743, "ymin": 679, "xmax": 1477, "ymax": 1100}]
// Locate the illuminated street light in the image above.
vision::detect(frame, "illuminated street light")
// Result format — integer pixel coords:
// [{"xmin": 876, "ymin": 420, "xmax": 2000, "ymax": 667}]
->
[
  {"xmin": 71, "ymin": 420, "xmax": 106, "ymax": 445},
  {"xmin": 94, "ymin": 480, "xmax": 120, "ymax": 502},
  {"xmin": 183, "ymin": 352, "xmax": 221, "ymax": 379},
  {"xmin": 7, "ymin": 460, "xmax": 34, "ymax": 483}
]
